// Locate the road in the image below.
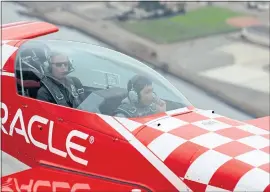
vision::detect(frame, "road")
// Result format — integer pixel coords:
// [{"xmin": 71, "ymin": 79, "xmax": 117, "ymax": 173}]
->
[{"xmin": 1, "ymin": 2, "xmax": 253, "ymax": 177}]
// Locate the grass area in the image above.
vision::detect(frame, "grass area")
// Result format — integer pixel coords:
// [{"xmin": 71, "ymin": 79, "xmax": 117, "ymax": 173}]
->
[{"xmin": 117, "ymin": 6, "xmax": 244, "ymax": 44}]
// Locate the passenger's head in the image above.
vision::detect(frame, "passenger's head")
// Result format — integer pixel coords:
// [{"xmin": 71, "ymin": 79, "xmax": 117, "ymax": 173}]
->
[
  {"xmin": 49, "ymin": 52, "xmax": 71, "ymax": 80},
  {"xmin": 128, "ymin": 75, "xmax": 153, "ymax": 106}
]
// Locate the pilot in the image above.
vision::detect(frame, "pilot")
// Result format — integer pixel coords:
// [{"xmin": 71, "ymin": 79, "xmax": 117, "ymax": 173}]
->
[
  {"xmin": 114, "ymin": 75, "xmax": 166, "ymax": 118},
  {"xmin": 36, "ymin": 51, "xmax": 84, "ymax": 108}
]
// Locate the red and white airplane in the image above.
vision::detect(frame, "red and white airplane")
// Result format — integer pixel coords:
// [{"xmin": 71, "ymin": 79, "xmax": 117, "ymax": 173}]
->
[{"xmin": 1, "ymin": 21, "xmax": 269, "ymax": 192}]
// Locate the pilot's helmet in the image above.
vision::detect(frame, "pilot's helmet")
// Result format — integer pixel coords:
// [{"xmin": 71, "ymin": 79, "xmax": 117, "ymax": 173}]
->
[{"xmin": 19, "ymin": 41, "xmax": 51, "ymax": 74}]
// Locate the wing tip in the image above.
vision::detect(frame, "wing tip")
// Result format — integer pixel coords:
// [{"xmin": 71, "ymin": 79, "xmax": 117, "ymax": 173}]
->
[{"xmin": 2, "ymin": 21, "xmax": 59, "ymax": 40}]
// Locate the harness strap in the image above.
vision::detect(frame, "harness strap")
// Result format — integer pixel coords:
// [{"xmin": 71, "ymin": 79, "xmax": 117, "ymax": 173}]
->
[
  {"xmin": 40, "ymin": 77, "xmax": 70, "ymax": 107},
  {"xmin": 70, "ymin": 76, "xmax": 85, "ymax": 101},
  {"xmin": 40, "ymin": 76, "xmax": 84, "ymax": 108}
]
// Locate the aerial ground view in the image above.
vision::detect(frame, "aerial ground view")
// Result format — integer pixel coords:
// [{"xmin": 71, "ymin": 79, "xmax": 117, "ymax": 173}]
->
[
  {"xmin": 1, "ymin": 1, "xmax": 270, "ymax": 192},
  {"xmin": 117, "ymin": 5, "xmax": 244, "ymax": 43}
]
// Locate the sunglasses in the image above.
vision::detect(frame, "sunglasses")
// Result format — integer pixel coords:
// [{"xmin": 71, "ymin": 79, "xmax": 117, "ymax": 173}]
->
[{"xmin": 53, "ymin": 62, "xmax": 69, "ymax": 68}]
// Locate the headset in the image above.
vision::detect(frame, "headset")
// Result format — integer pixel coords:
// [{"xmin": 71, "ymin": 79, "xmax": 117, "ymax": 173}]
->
[
  {"xmin": 46, "ymin": 51, "xmax": 74, "ymax": 75},
  {"xmin": 128, "ymin": 75, "xmax": 140, "ymax": 103},
  {"xmin": 128, "ymin": 75, "xmax": 160, "ymax": 104}
]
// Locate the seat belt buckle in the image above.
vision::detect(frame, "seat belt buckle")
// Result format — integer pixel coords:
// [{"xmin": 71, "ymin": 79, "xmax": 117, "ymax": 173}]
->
[
  {"xmin": 78, "ymin": 88, "xmax": 84, "ymax": 94},
  {"xmin": 56, "ymin": 94, "xmax": 64, "ymax": 100}
]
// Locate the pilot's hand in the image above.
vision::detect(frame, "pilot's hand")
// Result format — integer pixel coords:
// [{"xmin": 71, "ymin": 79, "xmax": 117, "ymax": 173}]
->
[
  {"xmin": 156, "ymin": 99, "xmax": 166, "ymax": 112},
  {"xmin": 152, "ymin": 93, "xmax": 166, "ymax": 112}
]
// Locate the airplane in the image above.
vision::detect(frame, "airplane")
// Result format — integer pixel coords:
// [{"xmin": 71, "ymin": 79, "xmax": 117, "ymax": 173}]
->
[{"xmin": 1, "ymin": 21, "xmax": 269, "ymax": 192}]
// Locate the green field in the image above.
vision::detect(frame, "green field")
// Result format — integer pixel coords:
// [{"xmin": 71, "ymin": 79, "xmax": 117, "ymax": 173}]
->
[{"xmin": 117, "ymin": 6, "xmax": 243, "ymax": 44}]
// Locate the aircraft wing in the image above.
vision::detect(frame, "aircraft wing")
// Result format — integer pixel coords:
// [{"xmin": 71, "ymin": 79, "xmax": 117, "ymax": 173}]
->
[{"xmin": 1, "ymin": 21, "xmax": 59, "ymax": 40}]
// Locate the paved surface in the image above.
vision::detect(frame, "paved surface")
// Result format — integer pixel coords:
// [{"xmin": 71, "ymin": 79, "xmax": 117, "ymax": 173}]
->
[
  {"xmin": 247, "ymin": 25, "xmax": 270, "ymax": 36},
  {"xmin": 200, "ymin": 42, "xmax": 269, "ymax": 93},
  {"xmin": 160, "ymin": 34, "xmax": 269, "ymax": 94}
]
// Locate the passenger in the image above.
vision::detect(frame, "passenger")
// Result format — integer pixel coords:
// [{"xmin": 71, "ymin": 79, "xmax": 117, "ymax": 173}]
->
[
  {"xmin": 114, "ymin": 75, "xmax": 166, "ymax": 118},
  {"xmin": 36, "ymin": 51, "xmax": 84, "ymax": 108}
]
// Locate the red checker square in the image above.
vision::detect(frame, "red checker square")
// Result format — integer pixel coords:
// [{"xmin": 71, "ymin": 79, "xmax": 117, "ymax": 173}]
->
[
  {"xmin": 130, "ymin": 113, "xmax": 167, "ymax": 124},
  {"xmin": 209, "ymin": 159, "xmax": 253, "ymax": 191},
  {"xmin": 215, "ymin": 127, "xmax": 253, "ymax": 140},
  {"xmin": 214, "ymin": 141, "xmax": 255, "ymax": 157},
  {"xmin": 245, "ymin": 117, "xmax": 270, "ymax": 131},
  {"xmin": 262, "ymin": 134, "xmax": 270, "ymax": 140},
  {"xmin": 264, "ymin": 185, "xmax": 270, "ymax": 192},
  {"xmin": 174, "ymin": 112, "xmax": 209, "ymax": 123},
  {"xmin": 136, "ymin": 126, "xmax": 164, "ymax": 146},
  {"xmin": 259, "ymin": 163, "xmax": 270, "ymax": 173},
  {"xmin": 183, "ymin": 179, "xmax": 207, "ymax": 192},
  {"xmin": 215, "ymin": 116, "xmax": 245, "ymax": 126},
  {"xmin": 260, "ymin": 146, "xmax": 270, "ymax": 154},
  {"xmin": 164, "ymin": 141, "xmax": 208, "ymax": 177},
  {"xmin": 1, "ymin": 108, "xmax": 5, "ymax": 118},
  {"xmin": 169, "ymin": 124, "xmax": 209, "ymax": 140}
]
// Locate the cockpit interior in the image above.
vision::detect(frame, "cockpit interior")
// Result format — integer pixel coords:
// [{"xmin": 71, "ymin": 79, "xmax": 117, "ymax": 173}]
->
[{"xmin": 15, "ymin": 39, "xmax": 192, "ymax": 117}]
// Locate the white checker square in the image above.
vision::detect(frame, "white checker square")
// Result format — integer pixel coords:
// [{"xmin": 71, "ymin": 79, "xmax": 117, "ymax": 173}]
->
[
  {"xmin": 184, "ymin": 150, "xmax": 232, "ymax": 184},
  {"xmin": 2, "ymin": 40, "xmax": 11, "ymax": 44},
  {"xmin": 192, "ymin": 119, "xmax": 231, "ymax": 131},
  {"xmin": 237, "ymin": 124, "xmax": 269, "ymax": 135},
  {"xmin": 148, "ymin": 117, "xmax": 188, "ymax": 132},
  {"xmin": 205, "ymin": 185, "xmax": 230, "ymax": 192},
  {"xmin": 235, "ymin": 150, "xmax": 269, "ymax": 167},
  {"xmin": 148, "ymin": 133, "xmax": 186, "ymax": 161},
  {"xmin": 2, "ymin": 44, "xmax": 18, "ymax": 69},
  {"xmin": 191, "ymin": 132, "xmax": 232, "ymax": 149},
  {"xmin": 114, "ymin": 117, "xmax": 142, "ymax": 132},
  {"xmin": 145, "ymin": 115, "xmax": 169, "ymax": 125},
  {"xmin": 238, "ymin": 135, "xmax": 269, "ymax": 149},
  {"xmin": 166, "ymin": 107, "xmax": 189, "ymax": 115},
  {"xmin": 233, "ymin": 168, "xmax": 270, "ymax": 192},
  {"xmin": 195, "ymin": 108, "xmax": 223, "ymax": 118}
]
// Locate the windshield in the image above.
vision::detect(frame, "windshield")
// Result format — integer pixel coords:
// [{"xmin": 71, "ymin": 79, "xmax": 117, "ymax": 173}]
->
[{"xmin": 15, "ymin": 39, "xmax": 192, "ymax": 118}]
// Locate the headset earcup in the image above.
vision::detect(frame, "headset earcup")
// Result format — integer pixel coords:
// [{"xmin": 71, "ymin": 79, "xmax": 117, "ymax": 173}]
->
[
  {"xmin": 128, "ymin": 90, "xmax": 138, "ymax": 103},
  {"xmin": 128, "ymin": 75, "xmax": 139, "ymax": 103}
]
